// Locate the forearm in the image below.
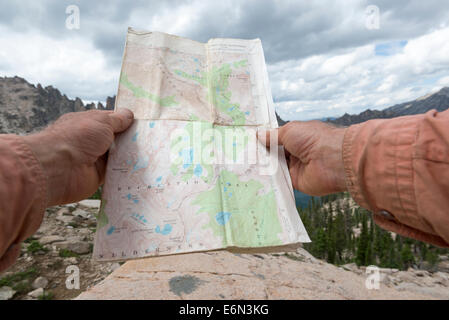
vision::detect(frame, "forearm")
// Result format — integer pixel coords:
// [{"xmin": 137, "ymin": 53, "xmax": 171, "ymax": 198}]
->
[
  {"xmin": 343, "ymin": 109, "xmax": 449, "ymax": 247},
  {"xmin": 0, "ymin": 134, "xmax": 48, "ymax": 272}
]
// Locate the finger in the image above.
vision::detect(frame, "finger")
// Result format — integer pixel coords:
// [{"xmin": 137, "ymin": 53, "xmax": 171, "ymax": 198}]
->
[
  {"xmin": 95, "ymin": 152, "xmax": 108, "ymax": 185},
  {"xmin": 284, "ymin": 149, "xmax": 291, "ymax": 166},
  {"xmin": 285, "ymin": 154, "xmax": 291, "ymax": 168},
  {"xmin": 109, "ymin": 108, "xmax": 134, "ymax": 133},
  {"xmin": 289, "ymin": 165, "xmax": 300, "ymax": 191},
  {"xmin": 257, "ymin": 128, "xmax": 281, "ymax": 147}
]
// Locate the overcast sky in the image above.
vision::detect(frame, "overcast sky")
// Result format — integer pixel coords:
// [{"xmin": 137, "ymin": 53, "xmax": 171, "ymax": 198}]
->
[{"xmin": 1, "ymin": 0, "xmax": 449, "ymax": 120}]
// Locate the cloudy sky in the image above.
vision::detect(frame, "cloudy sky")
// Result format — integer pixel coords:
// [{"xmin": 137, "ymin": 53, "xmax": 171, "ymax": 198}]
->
[{"xmin": 1, "ymin": 0, "xmax": 449, "ymax": 120}]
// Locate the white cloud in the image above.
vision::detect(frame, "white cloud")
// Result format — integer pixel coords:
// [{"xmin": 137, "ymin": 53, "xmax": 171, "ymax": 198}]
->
[
  {"xmin": 437, "ymin": 76, "xmax": 449, "ymax": 86},
  {"xmin": 377, "ymin": 74, "xmax": 398, "ymax": 92},
  {"xmin": 0, "ymin": 26, "xmax": 117, "ymax": 100},
  {"xmin": 0, "ymin": 0, "xmax": 449, "ymax": 120},
  {"xmin": 270, "ymin": 26, "xmax": 449, "ymax": 120}
]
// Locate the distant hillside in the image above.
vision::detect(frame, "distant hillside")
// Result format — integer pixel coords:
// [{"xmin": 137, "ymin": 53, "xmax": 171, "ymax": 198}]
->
[
  {"xmin": 330, "ymin": 87, "xmax": 449, "ymax": 126},
  {"xmin": 0, "ymin": 76, "xmax": 114, "ymax": 134},
  {"xmin": 300, "ymin": 193, "xmax": 449, "ymax": 272}
]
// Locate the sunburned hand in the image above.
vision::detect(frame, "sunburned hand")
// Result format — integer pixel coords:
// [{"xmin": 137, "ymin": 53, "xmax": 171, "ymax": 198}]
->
[
  {"xmin": 23, "ymin": 109, "xmax": 134, "ymax": 206},
  {"xmin": 259, "ymin": 121, "xmax": 347, "ymax": 196}
]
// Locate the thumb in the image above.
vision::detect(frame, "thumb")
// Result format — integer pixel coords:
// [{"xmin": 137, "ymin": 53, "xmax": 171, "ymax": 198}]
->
[
  {"xmin": 257, "ymin": 127, "xmax": 282, "ymax": 147},
  {"xmin": 109, "ymin": 108, "xmax": 134, "ymax": 133}
]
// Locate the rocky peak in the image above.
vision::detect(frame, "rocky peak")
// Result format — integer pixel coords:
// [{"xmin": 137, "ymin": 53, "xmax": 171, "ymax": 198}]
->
[
  {"xmin": 437, "ymin": 87, "xmax": 449, "ymax": 97},
  {"xmin": 0, "ymin": 76, "xmax": 114, "ymax": 135},
  {"xmin": 105, "ymin": 96, "xmax": 115, "ymax": 110}
]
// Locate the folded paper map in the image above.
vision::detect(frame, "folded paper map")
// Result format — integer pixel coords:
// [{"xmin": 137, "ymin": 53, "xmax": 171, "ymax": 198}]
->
[{"xmin": 93, "ymin": 28, "xmax": 310, "ymax": 261}]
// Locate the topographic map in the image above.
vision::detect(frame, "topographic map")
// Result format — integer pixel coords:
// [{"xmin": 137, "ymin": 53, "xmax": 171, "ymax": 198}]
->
[{"xmin": 93, "ymin": 28, "xmax": 310, "ymax": 261}]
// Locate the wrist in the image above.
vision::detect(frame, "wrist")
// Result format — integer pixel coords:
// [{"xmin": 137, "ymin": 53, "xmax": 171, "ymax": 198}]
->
[{"xmin": 328, "ymin": 127, "xmax": 348, "ymax": 194}]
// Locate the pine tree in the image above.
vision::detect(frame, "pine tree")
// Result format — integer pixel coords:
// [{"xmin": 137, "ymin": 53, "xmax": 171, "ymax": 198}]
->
[
  {"xmin": 314, "ymin": 229, "xmax": 327, "ymax": 259},
  {"xmin": 326, "ymin": 212, "xmax": 336, "ymax": 263},
  {"xmin": 400, "ymin": 243, "xmax": 415, "ymax": 269},
  {"xmin": 425, "ymin": 248, "xmax": 439, "ymax": 268},
  {"xmin": 296, "ymin": 192, "xmax": 448, "ymax": 269},
  {"xmin": 356, "ymin": 213, "xmax": 369, "ymax": 266},
  {"xmin": 335, "ymin": 210, "xmax": 346, "ymax": 263}
]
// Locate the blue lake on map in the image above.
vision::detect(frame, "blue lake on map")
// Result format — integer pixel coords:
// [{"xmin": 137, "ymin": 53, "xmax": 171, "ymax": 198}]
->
[
  {"xmin": 215, "ymin": 211, "xmax": 231, "ymax": 225},
  {"xmin": 180, "ymin": 148, "xmax": 193, "ymax": 169},
  {"xmin": 193, "ymin": 164, "xmax": 203, "ymax": 176},
  {"xmin": 155, "ymin": 224, "xmax": 173, "ymax": 235},
  {"xmin": 132, "ymin": 155, "xmax": 149, "ymax": 172},
  {"xmin": 106, "ymin": 226, "xmax": 116, "ymax": 235}
]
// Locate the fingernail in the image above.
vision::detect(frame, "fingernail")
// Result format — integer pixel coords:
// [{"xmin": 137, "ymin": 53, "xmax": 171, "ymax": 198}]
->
[{"xmin": 118, "ymin": 108, "xmax": 134, "ymax": 119}]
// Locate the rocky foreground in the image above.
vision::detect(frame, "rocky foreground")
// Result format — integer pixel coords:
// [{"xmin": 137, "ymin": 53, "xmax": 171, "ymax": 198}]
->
[
  {"xmin": 0, "ymin": 201, "xmax": 448, "ymax": 300},
  {"xmin": 76, "ymin": 248, "xmax": 449, "ymax": 300}
]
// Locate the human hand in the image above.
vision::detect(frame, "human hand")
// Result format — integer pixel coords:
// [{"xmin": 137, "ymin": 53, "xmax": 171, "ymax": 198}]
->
[
  {"xmin": 24, "ymin": 109, "xmax": 134, "ymax": 206},
  {"xmin": 259, "ymin": 121, "xmax": 347, "ymax": 196}
]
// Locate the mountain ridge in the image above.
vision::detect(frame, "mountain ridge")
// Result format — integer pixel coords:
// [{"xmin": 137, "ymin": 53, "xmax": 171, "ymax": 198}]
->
[
  {"xmin": 2, "ymin": 76, "xmax": 448, "ymax": 133},
  {"xmin": 0, "ymin": 76, "xmax": 115, "ymax": 134},
  {"xmin": 328, "ymin": 87, "xmax": 449, "ymax": 126}
]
